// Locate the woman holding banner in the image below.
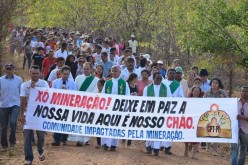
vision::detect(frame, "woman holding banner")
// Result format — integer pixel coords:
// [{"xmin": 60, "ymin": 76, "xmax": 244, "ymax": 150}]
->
[
  {"xmin": 184, "ymin": 86, "xmax": 202, "ymax": 159},
  {"xmin": 204, "ymin": 78, "xmax": 227, "ymax": 156}
]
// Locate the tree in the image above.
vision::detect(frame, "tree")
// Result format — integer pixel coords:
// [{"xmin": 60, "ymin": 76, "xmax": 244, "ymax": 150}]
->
[
  {"xmin": 0, "ymin": 0, "xmax": 32, "ymax": 75},
  {"xmin": 174, "ymin": 0, "xmax": 248, "ymax": 96}
]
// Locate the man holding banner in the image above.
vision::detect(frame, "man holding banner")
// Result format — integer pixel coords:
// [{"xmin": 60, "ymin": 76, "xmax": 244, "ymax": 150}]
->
[
  {"xmin": 162, "ymin": 68, "xmax": 184, "ymax": 98},
  {"xmin": 51, "ymin": 65, "xmax": 77, "ymax": 146},
  {"xmin": 67, "ymin": 62, "xmax": 99, "ymax": 146},
  {"xmin": 161, "ymin": 68, "xmax": 184, "ymax": 155},
  {"xmin": 237, "ymin": 86, "xmax": 248, "ymax": 165},
  {"xmin": 20, "ymin": 65, "xmax": 49, "ymax": 165},
  {"xmin": 101, "ymin": 65, "xmax": 130, "ymax": 151},
  {"xmin": 143, "ymin": 72, "xmax": 171, "ymax": 156}
]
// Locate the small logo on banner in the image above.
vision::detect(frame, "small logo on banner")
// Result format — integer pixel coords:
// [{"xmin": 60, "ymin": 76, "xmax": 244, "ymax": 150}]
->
[{"xmin": 197, "ymin": 103, "xmax": 232, "ymax": 138}]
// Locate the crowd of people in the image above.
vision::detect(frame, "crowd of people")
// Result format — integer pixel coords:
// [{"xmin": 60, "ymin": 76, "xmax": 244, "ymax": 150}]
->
[{"xmin": 0, "ymin": 27, "xmax": 247, "ymax": 165}]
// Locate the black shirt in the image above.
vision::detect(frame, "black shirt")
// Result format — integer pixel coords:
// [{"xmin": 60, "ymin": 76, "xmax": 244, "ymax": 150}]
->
[
  {"xmin": 129, "ymin": 85, "xmax": 138, "ymax": 96},
  {"xmin": 32, "ymin": 53, "xmax": 44, "ymax": 70}
]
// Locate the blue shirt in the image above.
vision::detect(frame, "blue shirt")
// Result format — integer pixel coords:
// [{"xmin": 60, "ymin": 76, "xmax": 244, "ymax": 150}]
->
[
  {"xmin": 201, "ymin": 79, "xmax": 211, "ymax": 93},
  {"xmin": 77, "ymin": 38, "xmax": 83, "ymax": 48},
  {"xmin": 0, "ymin": 75, "xmax": 23, "ymax": 107},
  {"xmin": 32, "ymin": 36, "xmax": 37, "ymax": 42},
  {"xmin": 52, "ymin": 78, "xmax": 77, "ymax": 90},
  {"xmin": 97, "ymin": 60, "xmax": 114, "ymax": 78},
  {"xmin": 160, "ymin": 68, "xmax": 166, "ymax": 78}
]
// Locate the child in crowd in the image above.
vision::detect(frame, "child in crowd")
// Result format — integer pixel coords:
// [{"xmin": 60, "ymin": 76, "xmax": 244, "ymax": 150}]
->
[
  {"xmin": 124, "ymin": 73, "xmax": 138, "ymax": 146},
  {"xmin": 184, "ymin": 86, "xmax": 202, "ymax": 159},
  {"xmin": 95, "ymin": 79, "xmax": 106, "ymax": 149}
]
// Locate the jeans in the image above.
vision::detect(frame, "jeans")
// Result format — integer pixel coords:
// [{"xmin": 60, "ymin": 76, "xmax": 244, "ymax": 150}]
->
[
  {"xmin": 53, "ymin": 133, "xmax": 68, "ymax": 143},
  {"xmin": 96, "ymin": 137, "xmax": 101, "ymax": 145},
  {"xmin": 24, "ymin": 129, "xmax": 45, "ymax": 162},
  {"xmin": 23, "ymin": 53, "xmax": 32, "ymax": 70},
  {"xmin": 238, "ymin": 131, "xmax": 248, "ymax": 165},
  {"xmin": 0, "ymin": 106, "xmax": 19, "ymax": 147},
  {"xmin": 230, "ymin": 143, "xmax": 239, "ymax": 165}
]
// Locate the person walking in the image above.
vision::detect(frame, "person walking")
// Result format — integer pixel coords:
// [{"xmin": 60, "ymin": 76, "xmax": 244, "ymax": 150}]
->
[
  {"xmin": 20, "ymin": 65, "xmax": 49, "ymax": 165},
  {"xmin": 0, "ymin": 63, "xmax": 23, "ymax": 151},
  {"xmin": 143, "ymin": 72, "xmax": 171, "ymax": 156},
  {"xmin": 101, "ymin": 65, "xmax": 130, "ymax": 151}
]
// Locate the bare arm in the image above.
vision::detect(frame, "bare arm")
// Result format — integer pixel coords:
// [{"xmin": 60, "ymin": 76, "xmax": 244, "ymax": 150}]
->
[
  {"xmin": 20, "ymin": 96, "xmax": 27, "ymax": 124},
  {"xmin": 31, "ymin": 59, "xmax": 34, "ymax": 67},
  {"xmin": 237, "ymin": 115, "xmax": 248, "ymax": 121}
]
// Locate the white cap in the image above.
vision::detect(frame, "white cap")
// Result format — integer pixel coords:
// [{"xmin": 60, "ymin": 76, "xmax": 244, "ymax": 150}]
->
[
  {"xmin": 143, "ymin": 54, "xmax": 151, "ymax": 59},
  {"xmin": 131, "ymin": 34, "xmax": 135, "ymax": 38},
  {"xmin": 157, "ymin": 60, "xmax": 163, "ymax": 64}
]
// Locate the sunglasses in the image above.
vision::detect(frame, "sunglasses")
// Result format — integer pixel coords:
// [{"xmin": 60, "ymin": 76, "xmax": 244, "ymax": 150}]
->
[
  {"xmin": 156, "ymin": 77, "xmax": 162, "ymax": 80},
  {"xmin": 6, "ymin": 68, "xmax": 13, "ymax": 70}
]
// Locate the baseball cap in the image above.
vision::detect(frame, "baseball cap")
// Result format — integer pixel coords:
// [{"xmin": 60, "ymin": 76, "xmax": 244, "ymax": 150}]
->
[
  {"xmin": 5, "ymin": 63, "xmax": 14, "ymax": 69},
  {"xmin": 157, "ymin": 60, "xmax": 163, "ymax": 64},
  {"xmin": 175, "ymin": 66, "xmax": 183, "ymax": 73}
]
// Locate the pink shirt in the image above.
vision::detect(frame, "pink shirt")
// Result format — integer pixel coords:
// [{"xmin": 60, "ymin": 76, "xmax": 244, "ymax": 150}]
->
[
  {"xmin": 118, "ymin": 44, "xmax": 124, "ymax": 55},
  {"xmin": 137, "ymin": 80, "xmax": 152, "ymax": 96}
]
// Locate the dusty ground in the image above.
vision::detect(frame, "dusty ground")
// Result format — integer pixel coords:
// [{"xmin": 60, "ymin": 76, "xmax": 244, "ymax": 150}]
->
[
  {"xmin": 0, "ymin": 127, "xmax": 237, "ymax": 165},
  {"xmin": 0, "ymin": 54, "xmax": 246, "ymax": 165}
]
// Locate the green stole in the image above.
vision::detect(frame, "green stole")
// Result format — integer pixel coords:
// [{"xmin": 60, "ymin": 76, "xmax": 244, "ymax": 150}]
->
[
  {"xmin": 169, "ymin": 80, "xmax": 180, "ymax": 94},
  {"xmin": 105, "ymin": 78, "xmax": 126, "ymax": 95},
  {"xmin": 147, "ymin": 83, "xmax": 167, "ymax": 97},
  {"xmin": 79, "ymin": 75, "xmax": 95, "ymax": 91}
]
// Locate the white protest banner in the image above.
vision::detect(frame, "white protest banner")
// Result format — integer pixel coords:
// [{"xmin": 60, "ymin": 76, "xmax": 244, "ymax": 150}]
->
[{"xmin": 24, "ymin": 87, "xmax": 238, "ymax": 143}]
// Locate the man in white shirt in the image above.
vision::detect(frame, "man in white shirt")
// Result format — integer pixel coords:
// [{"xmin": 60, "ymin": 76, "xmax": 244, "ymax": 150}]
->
[
  {"xmin": 128, "ymin": 34, "xmax": 138, "ymax": 55},
  {"xmin": 117, "ymin": 49, "xmax": 136, "ymax": 66},
  {"xmin": 109, "ymin": 52, "xmax": 118, "ymax": 65},
  {"xmin": 110, "ymin": 48, "xmax": 119, "ymax": 63},
  {"xmin": 47, "ymin": 57, "xmax": 73, "ymax": 84},
  {"xmin": 68, "ymin": 62, "xmax": 99, "ymax": 146},
  {"xmin": 101, "ymin": 65, "xmax": 130, "ymax": 151},
  {"xmin": 31, "ymin": 36, "xmax": 44, "ymax": 53},
  {"xmin": 199, "ymin": 69, "xmax": 211, "ymax": 93},
  {"xmin": 111, "ymin": 39, "xmax": 120, "ymax": 55},
  {"xmin": 161, "ymin": 68, "xmax": 184, "ymax": 155},
  {"xmin": 75, "ymin": 62, "xmax": 99, "ymax": 93},
  {"xmin": 162, "ymin": 68, "xmax": 184, "ymax": 97},
  {"xmin": 67, "ymin": 43, "xmax": 74, "ymax": 55},
  {"xmin": 175, "ymin": 66, "xmax": 188, "ymax": 97},
  {"xmin": 143, "ymin": 72, "xmax": 171, "ymax": 156},
  {"xmin": 20, "ymin": 65, "xmax": 49, "ymax": 165},
  {"xmin": 101, "ymin": 41, "xmax": 111, "ymax": 58},
  {"xmin": 92, "ymin": 45, "xmax": 102, "ymax": 63},
  {"xmin": 54, "ymin": 42, "xmax": 68, "ymax": 60},
  {"xmin": 120, "ymin": 57, "xmax": 141, "ymax": 80}
]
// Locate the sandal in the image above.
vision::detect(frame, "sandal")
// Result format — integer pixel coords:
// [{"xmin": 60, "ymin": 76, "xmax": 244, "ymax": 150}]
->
[
  {"xmin": 95, "ymin": 145, "xmax": 101, "ymax": 149},
  {"xmin": 39, "ymin": 153, "xmax": 45, "ymax": 161},
  {"xmin": 24, "ymin": 160, "xmax": 32, "ymax": 165}
]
